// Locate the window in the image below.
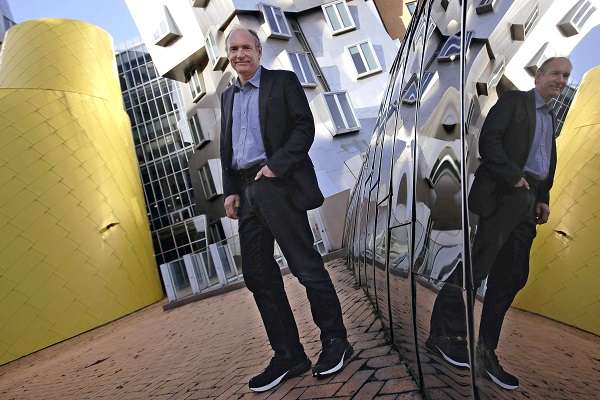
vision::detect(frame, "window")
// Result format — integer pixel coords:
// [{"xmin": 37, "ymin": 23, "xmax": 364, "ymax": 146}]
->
[
  {"xmin": 190, "ymin": 0, "xmax": 209, "ymax": 7},
  {"xmin": 208, "ymin": 222, "xmax": 226, "ymax": 243},
  {"xmin": 401, "ymin": 72, "xmax": 436, "ymax": 104},
  {"xmin": 153, "ymin": 6, "xmax": 181, "ymax": 47},
  {"xmin": 187, "ymin": 68, "xmax": 206, "ymax": 102},
  {"xmin": 188, "ymin": 112, "xmax": 209, "ymax": 147},
  {"xmin": 260, "ymin": 4, "xmax": 291, "ymax": 39},
  {"xmin": 198, "ymin": 164, "xmax": 218, "ymax": 200},
  {"xmin": 322, "ymin": 0, "xmax": 356, "ymax": 35},
  {"xmin": 558, "ymin": 0, "xmax": 597, "ymax": 36},
  {"xmin": 323, "ymin": 91, "xmax": 360, "ymax": 135},
  {"xmin": 438, "ymin": 31, "xmax": 473, "ymax": 62},
  {"xmin": 511, "ymin": 4, "xmax": 539, "ymax": 40},
  {"xmin": 406, "ymin": 2, "xmax": 417, "ymax": 15},
  {"xmin": 205, "ymin": 31, "xmax": 227, "ymax": 70},
  {"xmin": 288, "ymin": 52, "xmax": 317, "ymax": 87},
  {"xmin": 347, "ymin": 41, "xmax": 382, "ymax": 78},
  {"xmin": 476, "ymin": 0, "xmax": 496, "ymax": 14}
]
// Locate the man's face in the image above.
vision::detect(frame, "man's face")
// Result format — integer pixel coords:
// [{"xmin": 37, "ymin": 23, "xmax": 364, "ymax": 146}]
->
[
  {"xmin": 227, "ymin": 30, "xmax": 261, "ymax": 80},
  {"xmin": 535, "ymin": 59, "xmax": 572, "ymax": 100}
]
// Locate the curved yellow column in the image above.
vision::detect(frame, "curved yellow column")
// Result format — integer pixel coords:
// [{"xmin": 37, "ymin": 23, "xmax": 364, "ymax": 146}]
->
[
  {"xmin": 514, "ymin": 66, "xmax": 600, "ymax": 336},
  {"xmin": 0, "ymin": 19, "xmax": 163, "ymax": 365}
]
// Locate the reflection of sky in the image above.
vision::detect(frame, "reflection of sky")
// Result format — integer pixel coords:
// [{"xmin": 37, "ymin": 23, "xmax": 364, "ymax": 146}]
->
[{"xmin": 568, "ymin": 26, "xmax": 600, "ymax": 83}]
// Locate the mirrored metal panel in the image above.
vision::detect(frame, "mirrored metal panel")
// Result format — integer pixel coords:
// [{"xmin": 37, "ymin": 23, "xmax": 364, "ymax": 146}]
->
[
  {"xmin": 345, "ymin": 0, "xmax": 600, "ymax": 399},
  {"xmin": 412, "ymin": 0, "xmax": 471, "ymax": 397}
]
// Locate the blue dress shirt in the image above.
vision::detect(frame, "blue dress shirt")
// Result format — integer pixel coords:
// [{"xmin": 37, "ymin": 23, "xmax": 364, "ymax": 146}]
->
[{"xmin": 231, "ymin": 67, "xmax": 267, "ymax": 170}]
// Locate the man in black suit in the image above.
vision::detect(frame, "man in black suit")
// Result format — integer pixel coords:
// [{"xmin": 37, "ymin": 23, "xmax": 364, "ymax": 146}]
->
[
  {"xmin": 427, "ymin": 57, "xmax": 572, "ymax": 390},
  {"xmin": 219, "ymin": 27, "xmax": 352, "ymax": 392}
]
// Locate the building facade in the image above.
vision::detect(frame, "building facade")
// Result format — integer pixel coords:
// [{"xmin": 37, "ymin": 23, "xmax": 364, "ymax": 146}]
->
[
  {"xmin": 0, "ymin": 0, "xmax": 15, "ymax": 45},
  {"xmin": 343, "ymin": 0, "xmax": 599, "ymax": 399},
  {"xmin": 124, "ymin": 0, "xmax": 413, "ymax": 254}
]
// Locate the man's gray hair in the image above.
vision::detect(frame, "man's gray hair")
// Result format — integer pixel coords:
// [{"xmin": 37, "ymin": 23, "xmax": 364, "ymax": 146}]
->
[
  {"xmin": 537, "ymin": 56, "xmax": 572, "ymax": 74},
  {"xmin": 225, "ymin": 27, "xmax": 262, "ymax": 50}
]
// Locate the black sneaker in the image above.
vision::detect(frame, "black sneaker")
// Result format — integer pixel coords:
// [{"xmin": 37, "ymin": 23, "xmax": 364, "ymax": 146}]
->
[
  {"xmin": 249, "ymin": 354, "xmax": 311, "ymax": 392},
  {"xmin": 476, "ymin": 345, "xmax": 519, "ymax": 390},
  {"xmin": 425, "ymin": 336, "xmax": 470, "ymax": 369},
  {"xmin": 312, "ymin": 338, "xmax": 353, "ymax": 378}
]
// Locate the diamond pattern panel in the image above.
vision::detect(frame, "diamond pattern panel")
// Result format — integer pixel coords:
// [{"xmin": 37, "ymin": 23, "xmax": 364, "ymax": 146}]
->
[
  {"xmin": 0, "ymin": 19, "xmax": 122, "ymax": 105},
  {"xmin": 0, "ymin": 19, "xmax": 163, "ymax": 366},
  {"xmin": 514, "ymin": 66, "xmax": 600, "ymax": 336}
]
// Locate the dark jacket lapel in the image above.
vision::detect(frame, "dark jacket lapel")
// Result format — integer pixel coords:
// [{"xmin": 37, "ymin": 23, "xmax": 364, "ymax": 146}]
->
[
  {"xmin": 259, "ymin": 66, "xmax": 273, "ymax": 152},
  {"xmin": 222, "ymin": 85, "xmax": 235, "ymax": 165}
]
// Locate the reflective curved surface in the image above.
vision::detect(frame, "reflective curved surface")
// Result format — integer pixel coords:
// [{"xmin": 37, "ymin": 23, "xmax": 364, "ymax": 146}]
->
[{"xmin": 344, "ymin": 1, "xmax": 600, "ymax": 398}]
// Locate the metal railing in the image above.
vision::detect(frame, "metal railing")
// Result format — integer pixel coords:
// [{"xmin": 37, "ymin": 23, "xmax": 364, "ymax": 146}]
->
[{"xmin": 159, "ymin": 235, "xmax": 288, "ymax": 302}]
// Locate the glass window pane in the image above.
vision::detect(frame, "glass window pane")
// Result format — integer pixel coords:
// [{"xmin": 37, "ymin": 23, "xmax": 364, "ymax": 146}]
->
[
  {"xmin": 274, "ymin": 8, "xmax": 289, "ymax": 35},
  {"xmin": 299, "ymin": 54, "xmax": 315, "ymax": 83},
  {"xmin": 349, "ymin": 46, "xmax": 367, "ymax": 74},
  {"xmin": 325, "ymin": 94, "xmax": 346, "ymax": 130},
  {"xmin": 325, "ymin": 5, "xmax": 342, "ymax": 31},
  {"xmin": 338, "ymin": 93, "xmax": 357, "ymax": 128},
  {"xmin": 289, "ymin": 53, "xmax": 304, "ymax": 82},
  {"xmin": 265, "ymin": 6, "xmax": 279, "ymax": 33},
  {"xmin": 360, "ymin": 42, "xmax": 379, "ymax": 71},
  {"xmin": 336, "ymin": 2, "xmax": 353, "ymax": 28}
]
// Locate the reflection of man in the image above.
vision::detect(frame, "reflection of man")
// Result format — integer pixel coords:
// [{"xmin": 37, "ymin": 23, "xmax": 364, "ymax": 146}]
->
[
  {"xmin": 427, "ymin": 57, "xmax": 572, "ymax": 390},
  {"xmin": 219, "ymin": 27, "xmax": 352, "ymax": 392}
]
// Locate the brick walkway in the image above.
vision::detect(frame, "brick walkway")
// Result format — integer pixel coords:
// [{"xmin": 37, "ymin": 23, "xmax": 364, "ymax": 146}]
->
[{"xmin": 0, "ymin": 258, "xmax": 423, "ymax": 400}]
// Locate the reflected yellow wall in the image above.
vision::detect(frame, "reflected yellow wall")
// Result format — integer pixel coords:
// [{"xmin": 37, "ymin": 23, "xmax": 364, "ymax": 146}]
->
[
  {"xmin": 514, "ymin": 66, "xmax": 600, "ymax": 336},
  {"xmin": 0, "ymin": 19, "xmax": 163, "ymax": 365}
]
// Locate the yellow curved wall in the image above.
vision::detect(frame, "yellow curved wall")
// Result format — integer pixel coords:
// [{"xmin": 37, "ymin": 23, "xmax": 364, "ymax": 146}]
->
[
  {"xmin": 514, "ymin": 66, "xmax": 600, "ymax": 336},
  {"xmin": 0, "ymin": 19, "xmax": 163, "ymax": 365}
]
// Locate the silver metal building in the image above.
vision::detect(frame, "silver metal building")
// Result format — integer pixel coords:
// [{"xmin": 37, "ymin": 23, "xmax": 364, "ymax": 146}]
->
[{"xmin": 123, "ymin": 0, "xmax": 415, "ymax": 256}]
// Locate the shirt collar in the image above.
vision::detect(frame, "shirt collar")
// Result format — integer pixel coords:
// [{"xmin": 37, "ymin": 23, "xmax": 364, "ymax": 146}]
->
[
  {"xmin": 534, "ymin": 89, "xmax": 550, "ymax": 110},
  {"xmin": 234, "ymin": 66, "xmax": 262, "ymax": 89}
]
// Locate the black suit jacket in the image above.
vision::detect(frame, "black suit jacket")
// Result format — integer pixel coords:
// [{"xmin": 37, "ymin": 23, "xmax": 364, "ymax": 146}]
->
[
  {"xmin": 219, "ymin": 67, "xmax": 324, "ymax": 210},
  {"xmin": 469, "ymin": 89, "xmax": 557, "ymax": 216}
]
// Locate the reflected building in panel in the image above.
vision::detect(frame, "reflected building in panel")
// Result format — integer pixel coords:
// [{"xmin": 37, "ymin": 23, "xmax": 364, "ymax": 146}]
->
[
  {"xmin": 344, "ymin": 0, "xmax": 600, "ymax": 399},
  {"xmin": 123, "ymin": 0, "xmax": 413, "ymax": 256},
  {"xmin": 0, "ymin": 0, "xmax": 15, "ymax": 45}
]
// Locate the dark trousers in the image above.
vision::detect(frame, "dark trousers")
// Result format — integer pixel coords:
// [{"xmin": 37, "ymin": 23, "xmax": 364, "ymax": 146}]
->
[
  {"xmin": 430, "ymin": 184, "xmax": 537, "ymax": 350},
  {"xmin": 238, "ymin": 175, "xmax": 347, "ymax": 360}
]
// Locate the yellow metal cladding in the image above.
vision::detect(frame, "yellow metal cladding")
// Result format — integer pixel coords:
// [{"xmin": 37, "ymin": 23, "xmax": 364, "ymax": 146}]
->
[
  {"xmin": 514, "ymin": 66, "xmax": 600, "ymax": 336},
  {"xmin": 0, "ymin": 19, "xmax": 163, "ymax": 365}
]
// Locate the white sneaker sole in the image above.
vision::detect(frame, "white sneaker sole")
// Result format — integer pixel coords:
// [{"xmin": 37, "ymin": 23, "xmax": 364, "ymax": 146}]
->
[
  {"xmin": 249, "ymin": 371, "xmax": 288, "ymax": 392},
  {"xmin": 436, "ymin": 345, "xmax": 471, "ymax": 369},
  {"xmin": 486, "ymin": 371, "xmax": 518, "ymax": 390}
]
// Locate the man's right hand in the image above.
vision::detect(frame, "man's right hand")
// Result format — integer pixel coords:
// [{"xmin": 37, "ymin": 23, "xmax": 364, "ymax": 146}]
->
[
  {"xmin": 514, "ymin": 177, "xmax": 530, "ymax": 190},
  {"xmin": 224, "ymin": 194, "xmax": 240, "ymax": 219}
]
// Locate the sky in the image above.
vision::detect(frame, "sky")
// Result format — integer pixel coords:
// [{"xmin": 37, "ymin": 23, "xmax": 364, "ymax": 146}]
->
[
  {"xmin": 7, "ymin": 0, "xmax": 600, "ymax": 82},
  {"xmin": 8, "ymin": 0, "xmax": 140, "ymax": 46}
]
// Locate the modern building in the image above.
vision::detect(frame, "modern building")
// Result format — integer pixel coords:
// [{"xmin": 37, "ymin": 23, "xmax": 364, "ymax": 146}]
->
[
  {"xmin": 0, "ymin": 19, "xmax": 163, "ymax": 366},
  {"xmin": 116, "ymin": 41, "xmax": 249, "ymax": 302},
  {"xmin": 0, "ymin": 0, "xmax": 15, "ymax": 45},
  {"xmin": 343, "ymin": 0, "xmax": 599, "ymax": 399},
  {"xmin": 123, "ymin": 0, "xmax": 414, "ymax": 256},
  {"xmin": 551, "ymin": 82, "xmax": 578, "ymax": 135}
]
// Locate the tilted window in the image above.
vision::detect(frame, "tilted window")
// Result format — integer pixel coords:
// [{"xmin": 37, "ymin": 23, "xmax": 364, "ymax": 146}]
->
[
  {"xmin": 347, "ymin": 40, "xmax": 382, "ymax": 78},
  {"xmin": 260, "ymin": 4, "xmax": 291, "ymax": 39},
  {"xmin": 322, "ymin": 0, "xmax": 356, "ymax": 35},
  {"xmin": 288, "ymin": 52, "xmax": 317, "ymax": 87},
  {"xmin": 324, "ymin": 91, "xmax": 360, "ymax": 135}
]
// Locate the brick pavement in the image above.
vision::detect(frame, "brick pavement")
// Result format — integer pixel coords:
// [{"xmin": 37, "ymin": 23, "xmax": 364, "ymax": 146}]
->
[{"xmin": 0, "ymin": 258, "xmax": 423, "ymax": 400}]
